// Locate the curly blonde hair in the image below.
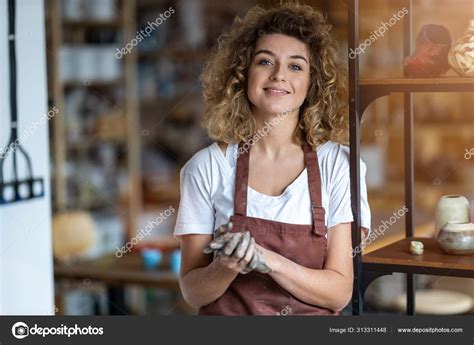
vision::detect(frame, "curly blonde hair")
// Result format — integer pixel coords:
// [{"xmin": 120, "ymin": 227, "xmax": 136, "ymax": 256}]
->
[{"xmin": 200, "ymin": 2, "xmax": 349, "ymax": 149}]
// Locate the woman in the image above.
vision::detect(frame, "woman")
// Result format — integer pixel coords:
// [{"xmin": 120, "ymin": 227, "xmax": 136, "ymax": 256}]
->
[{"xmin": 174, "ymin": 3, "xmax": 371, "ymax": 315}]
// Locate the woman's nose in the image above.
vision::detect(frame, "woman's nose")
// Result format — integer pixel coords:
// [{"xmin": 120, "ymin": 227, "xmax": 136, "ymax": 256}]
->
[{"xmin": 270, "ymin": 65, "xmax": 286, "ymax": 82}]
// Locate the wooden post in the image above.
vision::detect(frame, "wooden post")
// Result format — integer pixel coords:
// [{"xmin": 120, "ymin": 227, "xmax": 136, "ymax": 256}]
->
[
  {"xmin": 122, "ymin": 0, "xmax": 142, "ymax": 242},
  {"xmin": 50, "ymin": 0, "xmax": 67, "ymax": 211}
]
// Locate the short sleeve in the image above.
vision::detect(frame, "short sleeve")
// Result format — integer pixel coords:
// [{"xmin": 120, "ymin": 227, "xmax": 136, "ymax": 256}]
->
[
  {"xmin": 173, "ymin": 168, "xmax": 215, "ymax": 237},
  {"xmin": 326, "ymin": 146, "xmax": 371, "ymax": 233}
]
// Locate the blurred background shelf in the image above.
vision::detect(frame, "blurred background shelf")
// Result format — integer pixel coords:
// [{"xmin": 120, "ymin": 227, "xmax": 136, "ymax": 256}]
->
[
  {"xmin": 63, "ymin": 79, "xmax": 124, "ymax": 88},
  {"xmin": 138, "ymin": 49, "xmax": 208, "ymax": 61},
  {"xmin": 47, "ymin": 0, "xmax": 142, "ymax": 246},
  {"xmin": 63, "ymin": 19, "xmax": 122, "ymax": 28},
  {"xmin": 361, "ymin": 77, "xmax": 474, "ymax": 86}
]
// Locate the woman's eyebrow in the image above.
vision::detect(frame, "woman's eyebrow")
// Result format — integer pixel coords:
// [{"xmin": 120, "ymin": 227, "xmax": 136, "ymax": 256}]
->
[{"xmin": 254, "ymin": 49, "xmax": 309, "ymax": 64}]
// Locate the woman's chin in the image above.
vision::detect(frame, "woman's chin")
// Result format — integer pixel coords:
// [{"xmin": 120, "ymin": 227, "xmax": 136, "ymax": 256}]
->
[{"xmin": 255, "ymin": 104, "xmax": 295, "ymax": 116}]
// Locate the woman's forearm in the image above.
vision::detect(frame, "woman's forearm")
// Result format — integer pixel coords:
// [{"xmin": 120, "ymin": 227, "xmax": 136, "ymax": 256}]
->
[
  {"xmin": 263, "ymin": 248, "xmax": 353, "ymax": 311},
  {"xmin": 179, "ymin": 258, "xmax": 239, "ymax": 309}
]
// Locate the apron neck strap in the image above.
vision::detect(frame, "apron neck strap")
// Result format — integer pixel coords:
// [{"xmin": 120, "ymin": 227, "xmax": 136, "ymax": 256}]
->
[
  {"xmin": 303, "ymin": 142, "xmax": 327, "ymax": 235},
  {"xmin": 234, "ymin": 142, "xmax": 250, "ymax": 216}
]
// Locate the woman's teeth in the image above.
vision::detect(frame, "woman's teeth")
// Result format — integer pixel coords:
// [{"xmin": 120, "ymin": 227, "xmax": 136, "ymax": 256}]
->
[{"xmin": 264, "ymin": 88, "xmax": 289, "ymax": 96}]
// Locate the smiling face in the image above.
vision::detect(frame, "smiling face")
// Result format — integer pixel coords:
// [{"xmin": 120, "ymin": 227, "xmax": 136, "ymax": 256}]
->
[{"xmin": 247, "ymin": 34, "xmax": 311, "ymax": 117}]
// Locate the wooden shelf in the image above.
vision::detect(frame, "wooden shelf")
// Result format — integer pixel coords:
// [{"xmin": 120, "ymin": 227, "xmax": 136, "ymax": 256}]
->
[
  {"xmin": 360, "ymin": 77, "xmax": 474, "ymax": 86},
  {"xmin": 137, "ymin": 0, "xmax": 171, "ymax": 8},
  {"xmin": 54, "ymin": 253, "xmax": 179, "ymax": 289},
  {"xmin": 359, "ymin": 77, "xmax": 474, "ymax": 114},
  {"xmin": 73, "ymin": 199, "xmax": 115, "ymax": 211},
  {"xmin": 366, "ymin": 122, "xmax": 474, "ymax": 134},
  {"xmin": 66, "ymin": 138, "xmax": 126, "ymax": 150},
  {"xmin": 360, "ymin": 77, "xmax": 474, "ymax": 92},
  {"xmin": 139, "ymin": 91, "xmax": 201, "ymax": 106},
  {"xmin": 63, "ymin": 79, "xmax": 123, "ymax": 88},
  {"xmin": 138, "ymin": 49, "xmax": 208, "ymax": 61},
  {"xmin": 368, "ymin": 181, "xmax": 473, "ymax": 193},
  {"xmin": 54, "ymin": 251, "xmax": 180, "ymax": 314},
  {"xmin": 363, "ymin": 238, "xmax": 474, "ymax": 278},
  {"xmin": 63, "ymin": 19, "xmax": 121, "ymax": 29}
]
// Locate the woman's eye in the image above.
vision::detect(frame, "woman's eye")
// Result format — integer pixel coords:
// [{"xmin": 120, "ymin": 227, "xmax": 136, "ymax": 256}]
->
[
  {"xmin": 258, "ymin": 59, "xmax": 272, "ymax": 66},
  {"xmin": 290, "ymin": 64, "xmax": 302, "ymax": 71}
]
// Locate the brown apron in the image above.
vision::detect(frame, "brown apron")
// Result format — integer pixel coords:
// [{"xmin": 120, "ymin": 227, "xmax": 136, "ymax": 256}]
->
[{"xmin": 199, "ymin": 141, "xmax": 341, "ymax": 315}]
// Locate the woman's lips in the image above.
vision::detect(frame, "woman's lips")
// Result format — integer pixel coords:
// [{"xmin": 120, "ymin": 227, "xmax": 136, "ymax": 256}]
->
[{"xmin": 263, "ymin": 88, "xmax": 290, "ymax": 96}]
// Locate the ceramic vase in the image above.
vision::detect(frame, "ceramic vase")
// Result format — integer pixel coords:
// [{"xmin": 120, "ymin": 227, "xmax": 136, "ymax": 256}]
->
[
  {"xmin": 448, "ymin": 19, "xmax": 474, "ymax": 77},
  {"xmin": 403, "ymin": 24, "xmax": 452, "ymax": 77},
  {"xmin": 436, "ymin": 221, "xmax": 474, "ymax": 255},
  {"xmin": 435, "ymin": 195, "xmax": 471, "ymax": 237}
]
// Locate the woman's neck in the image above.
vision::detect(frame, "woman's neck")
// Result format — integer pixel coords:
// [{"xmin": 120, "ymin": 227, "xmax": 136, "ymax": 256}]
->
[{"xmin": 252, "ymin": 107, "xmax": 302, "ymax": 158}]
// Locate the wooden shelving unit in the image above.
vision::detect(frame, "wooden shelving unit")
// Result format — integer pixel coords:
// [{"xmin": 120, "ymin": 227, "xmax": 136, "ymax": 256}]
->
[
  {"xmin": 47, "ymin": 0, "xmax": 141, "ymax": 240},
  {"xmin": 348, "ymin": 0, "xmax": 474, "ymax": 315}
]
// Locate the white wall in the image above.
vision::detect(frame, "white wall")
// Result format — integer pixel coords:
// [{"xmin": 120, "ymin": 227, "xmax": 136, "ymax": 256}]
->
[{"xmin": 0, "ymin": 0, "xmax": 54, "ymax": 315}]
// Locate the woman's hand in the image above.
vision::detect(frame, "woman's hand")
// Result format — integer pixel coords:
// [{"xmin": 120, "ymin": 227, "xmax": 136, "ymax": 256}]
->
[{"xmin": 203, "ymin": 223, "xmax": 271, "ymax": 274}]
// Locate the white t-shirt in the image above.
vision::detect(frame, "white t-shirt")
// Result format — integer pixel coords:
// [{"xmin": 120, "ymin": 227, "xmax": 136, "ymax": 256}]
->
[{"xmin": 174, "ymin": 141, "xmax": 371, "ymax": 238}]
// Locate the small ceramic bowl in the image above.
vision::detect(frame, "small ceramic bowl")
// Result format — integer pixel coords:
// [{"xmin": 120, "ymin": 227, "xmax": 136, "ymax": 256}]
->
[
  {"xmin": 436, "ymin": 221, "xmax": 474, "ymax": 255},
  {"xmin": 141, "ymin": 249, "xmax": 162, "ymax": 270}
]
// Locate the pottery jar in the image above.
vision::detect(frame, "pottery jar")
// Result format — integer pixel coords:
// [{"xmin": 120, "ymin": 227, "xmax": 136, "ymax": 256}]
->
[
  {"xmin": 435, "ymin": 195, "xmax": 471, "ymax": 237},
  {"xmin": 436, "ymin": 221, "xmax": 474, "ymax": 255}
]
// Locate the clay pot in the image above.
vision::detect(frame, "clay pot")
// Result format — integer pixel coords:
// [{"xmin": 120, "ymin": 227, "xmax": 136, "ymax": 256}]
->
[
  {"xmin": 403, "ymin": 24, "xmax": 452, "ymax": 77},
  {"xmin": 436, "ymin": 221, "xmax": 474, "ymax": 255},
  {"xmin": 448, "ymin": 19, "xmax": 474, "ymax": 77},
  {"xmin": 52, "ymin": 211, "xmax": 98, "ymax": 262},
  {"xmin": 435, "ymin": 195, "xmax": 471, "ymax": 237}
]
